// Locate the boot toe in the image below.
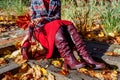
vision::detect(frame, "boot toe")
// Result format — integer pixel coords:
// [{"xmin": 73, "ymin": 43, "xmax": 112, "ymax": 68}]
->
[
  {"xmin": 93, "ymin": 63, "xmax": 105, "ymax": 70},
  {"xmin": 72, "ymin": 62, "xmax": 86, "ymax": 69}
]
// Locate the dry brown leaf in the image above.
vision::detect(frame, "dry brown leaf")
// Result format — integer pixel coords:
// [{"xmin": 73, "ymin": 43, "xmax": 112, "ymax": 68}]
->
[
  {"xmin": 20, "ymin": 66, "xmax": 38, "ymax": 79},
  {"xmin": 88, "ymin": 70, "xmax": 97, "ymax": 77},
  {"xmin": 94, "ymin": 72, "xmax": 104, "ymax": 80},
  {"xmin": 98, "ymin": 31, "xmax": 105, "ymax": 38},
  {"xmin": 40, "ymin": 68, "xmax": 48, "ymax": 76},
  {"xmin": 115, "ymin": 36, "xmax": 120, "ymax": 44},
  {"xmin": 3, "ymin": 50, "xmax": 11, "ymax": 55},
  {"xmin": 105, "ymin": 51, "xmax": 119, "ymax": 56},
  {"xmin": 78, "ymin": 67, "xmax": 118, "ymax": 80},
  {"xmin": 78, "ymin": 68, "xmax": 89, "ymax": 75},
  {"xmin": 29, "ymin": 42, "xmax": 44, "ymax": 53},
  {"xmin": 20, "ymin": 73, "xmax": 34, "ymax": 80},
  {"xmin": 14, "ymin": 54, "xmax": 27, "ymax": 64},
  {"xmin": 19, "ymin": 65, "xmax": 55, "ymax": 80},
  {"xmin": 2, "ymin": 72, "xmax": 18, "ymax": 80},
  {"xmin": 110, "ymin": 71, "xmax": 118, "ymax": 80},
  {"xmin": 0, "ymin": 58, "xmax": 6, "ymax": 65},
  {"xmin": 0, "ymin": 16, "xmax": 4, "ymax": 21},
  {"xmin": 41, "ymin": 77, "xmax": 48, "ymax": 80},
  {"xmin": 19, "ymin": 63, "xmax": 29, "ymax": 73},
  {"xmin": 102, "ymin": 70, "xmax": 118, "ymax": 80},
  {"xmin": 14, "ymin": 41, "xmax": 22, "ymax": 49},
  {"xmin": 58, "ymin": 69, "xmax": 69, "ymax": 75},
  {"xmin": 47, "ymin": 73, "xmax": 55, "ymax": 80},
  {"xmin": 51, "ymin": 60, "xmax": 62, "ymax": 68},
  {"xmin": 32, "ymin": 65, "xmax": 42, "ymax": 79},
  {"xmin": 10, "ymin": 49, "xmax": 21, "ymax": 58}
]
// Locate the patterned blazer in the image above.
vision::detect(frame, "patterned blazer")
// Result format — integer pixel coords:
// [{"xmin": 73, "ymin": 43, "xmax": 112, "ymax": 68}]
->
[{"xmin": 30, "ymin": 0, "xmax": 61, "ymax": 28}]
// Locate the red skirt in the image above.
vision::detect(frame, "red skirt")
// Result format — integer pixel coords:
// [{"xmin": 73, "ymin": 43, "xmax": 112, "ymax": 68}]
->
[{"xmin": 23, "ymin": 20, "xmax": 73, "ymax": 59}]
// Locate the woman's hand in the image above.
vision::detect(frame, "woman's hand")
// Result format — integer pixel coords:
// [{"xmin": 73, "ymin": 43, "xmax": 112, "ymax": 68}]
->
[
  {"xmin": 30, "ymin": 18, "xmax": 43, "ymax": 27},
  {"xmin": 30, "ymin": 20, "xmax": 36, "ymax": 27},
  {"xmin": 21, "ymin": 17, "xmax": 43, "ymax": 46}
]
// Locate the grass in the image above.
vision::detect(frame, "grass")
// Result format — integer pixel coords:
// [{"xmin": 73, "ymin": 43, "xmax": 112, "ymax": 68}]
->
[
  {"xmin": 97, "ymin": 0, "xmax": 120, "ymax": 37},
  {"xmin": 0, "ymin": 0, "xmax": 120, "ymax": 38},
  {"xmin": 61, "ymin": 0, "xmax": 120, "ymax": 38},
  {"xmin": 0, "ymin": 0, "xmax": 29, "ymax": 16}
]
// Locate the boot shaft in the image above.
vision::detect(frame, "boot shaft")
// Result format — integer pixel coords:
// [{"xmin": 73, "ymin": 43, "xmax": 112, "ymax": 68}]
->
[
  {"xmin": 55, "ymin": 27, "xmax": 85, "ymax": 69},
  {"xmin": 67, "ymin": 24, "xmax": 105, "ymax": 69}
]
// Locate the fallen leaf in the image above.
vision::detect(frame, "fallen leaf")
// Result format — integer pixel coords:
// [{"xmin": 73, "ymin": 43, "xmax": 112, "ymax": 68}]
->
[
  {"xmin": 47, "ymin": 73, "xmax": 55, "ymax": 80},
  {"xmin": 105, "ymin": 51, "xmax": 119, "ymax": 56},
  {"xmin": 78, "ymin": 68, "xmax": 118, "ymax": 80},
  {"xmin": 0, "ymin": 58, "xmax": 6, "ymax": 65},
  {"xmin": 40, "ymin": 68, "xmax": 48, "ymax": 76},
  {"xmin": 51, "ymin": 60, "xmax": 62, "ymax": 68},
  {"xmin": 58, "ymin": 69, "xmax": 69, "ymax": 75},
  {"xmin": 19, "ymin": 63, "xmax": 29, "ymax": 73}
]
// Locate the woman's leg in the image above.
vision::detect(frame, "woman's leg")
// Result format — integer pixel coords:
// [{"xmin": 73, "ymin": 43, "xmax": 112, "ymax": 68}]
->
[
  {"xmin": 67, "ymin": 24, "xmax": 105, "ymax": 69},
  {"xmin": 55, "ymin": 27, "xmax": 85, "ymax": 70}
]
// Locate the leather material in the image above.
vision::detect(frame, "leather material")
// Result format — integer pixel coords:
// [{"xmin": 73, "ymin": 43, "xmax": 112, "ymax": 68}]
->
[
  {"xmin": 55, "ymin": 27, "xmax": 85, "ymax": 70},
  {"xmin": 67, "ymin": 25, "xmax": 105, "ymax": 69},
  {"xmin": 21, "ymin": 47, "xmax": 30, "ymax": 60}
]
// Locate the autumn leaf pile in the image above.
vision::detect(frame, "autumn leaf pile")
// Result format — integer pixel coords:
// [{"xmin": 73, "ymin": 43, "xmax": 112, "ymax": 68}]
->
[
  {"xmin": 0, "ymin": 15, "xmax": 17, "ymax": 33},
  {"xmin": 0, "ymin": 58, "xmax": 6, "ymax": 66},
  {"xmin": 2, "ymin": 64, "xmax": 55, "ymax": 80},
  {"xmin": 0, "ymin": 41, "xmax": 55, "ymax": 80},
  {"xmin": 105, "ymin": 47, "xmax": 120, "ymax": 56},
  {"xmin": 0, "ymin": 39, "xmax": 120, "ymax": 80},
  {"xmin": 51, "ymin": 58, "xmax": 119, "ymax": 80},
  {"xmin": 78, "ymin": 68, "xmax": 118, "ymax": 80}
]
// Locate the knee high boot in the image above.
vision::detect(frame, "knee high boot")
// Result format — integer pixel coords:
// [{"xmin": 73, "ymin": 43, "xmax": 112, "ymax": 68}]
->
[
  {"xmin": 67, "ymin": 24, "xmax": 105, "ymax": 69},
  {"xmin": 21, "ymin": 47, "xmax": 29, "ymax": 59},
  {"xmin": 21, "ymin": 41, "xmax": 31, "ymax": 60},
  {"xmin": 55, "ymin": 27, "xmax": 85, "ymax": 70}
]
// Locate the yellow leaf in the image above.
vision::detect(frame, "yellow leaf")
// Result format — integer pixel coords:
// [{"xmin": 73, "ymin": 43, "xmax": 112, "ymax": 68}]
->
[
  {"xmin": 47, "ymin": 73, "xmax": 55, "ymax": 80},
  {"xmin": 0, "ymin": 16, "xmax": 4, "ymax": 21},
  {"xmin": 78, "ymin": 68, "xmax": 88, "ymax": 74},
  {"xmin": 41, "ymin": 77, "xmax": 48, "ymax": 80},
  {"xmin": 40, "ymin": 68, "xmax": 48, "ymax": 76},
  {"xmin": 52, "ymin": 60, "xmax": 62, "ymax": 68},
  {"xmin": 0, "ymin": 58, "xmax": 6, "ymax": 65},
  {"xmin": 58, "ymin": 69, "xmax": 69, "ymax": 75},
  {"xmin": 98, "ymin": 32, "xmax": 104, "ymax": 38},
  {"xmin": 14, "ymin": 41, "xmax": 22, "ymax": 49},
  {"xmin": 19, "ymin": 63, "xmax": 29, "ymax": 73}
]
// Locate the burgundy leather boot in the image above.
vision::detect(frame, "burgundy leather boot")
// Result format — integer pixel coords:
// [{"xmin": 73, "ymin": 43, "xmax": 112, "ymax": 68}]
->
[
  {"xmin": 21, "ymin": 47, "xmax": 29, "ymax": 59},
  {"xmin": 55, "ymin": 27, "xmax": 85, "ymax": 70},
  {"xmin": 67, "ymin": 24, "xmax": 105, "ymax": 69},
  {"xmin": 21, "ymin": 41, "xmax": 31, "ymax": 60}
]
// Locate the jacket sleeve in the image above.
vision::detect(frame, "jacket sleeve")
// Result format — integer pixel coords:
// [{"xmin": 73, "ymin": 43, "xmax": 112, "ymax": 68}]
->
[
  {"xmin": 30, "ymin": 0, "xmax": 36, "ymax": 20},
  {"xmin": 30, "ymin": 0, "xmax": 61, "ymax": 26}
]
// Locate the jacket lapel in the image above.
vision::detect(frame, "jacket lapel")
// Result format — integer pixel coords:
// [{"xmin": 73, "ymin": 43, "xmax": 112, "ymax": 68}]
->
[
  {"xmin": 48, "ymin": 0, "xmax": 56, "ymax": 16},
  {"xmin": 40, "ymin": 0, "xmax": 48, "ymax": 16},
  {"xmin": 39, "ymin": 0, "xmax": 57, "ymax": 17}
]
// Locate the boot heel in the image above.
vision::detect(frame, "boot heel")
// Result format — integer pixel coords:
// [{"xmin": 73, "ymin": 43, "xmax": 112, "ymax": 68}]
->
[
  {"xmin": 62, "ymin": 62, "xmax": 74, "ymax": 70},
  {"xmin": 93, "ymin": 63, "xmax": 106, "ymax": 70}
]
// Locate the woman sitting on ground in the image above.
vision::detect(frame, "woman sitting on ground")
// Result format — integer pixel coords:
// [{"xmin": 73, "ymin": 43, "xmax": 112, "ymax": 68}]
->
[{"xmin": 21, "ymin": 0, "xmax": 105, "ymax": 70}]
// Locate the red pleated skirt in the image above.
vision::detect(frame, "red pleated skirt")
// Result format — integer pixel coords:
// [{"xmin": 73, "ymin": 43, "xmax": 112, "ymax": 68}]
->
[{"xmin": 23, "ymin": 20, "xmax": 73, "ymax": 59}]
